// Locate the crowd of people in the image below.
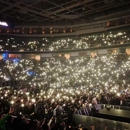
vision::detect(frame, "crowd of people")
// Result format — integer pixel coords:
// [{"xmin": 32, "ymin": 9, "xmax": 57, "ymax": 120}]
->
[
  {"xmin": 0, "ymin": 31, "xmax": 130, "ymax": 52},
  {"xmin": 0, "ymin": 85, "xmax": 99, "ymax": 130},
  {"xmin": 0, "ymin": 53, "xmax": 130, "ymax": 129}
]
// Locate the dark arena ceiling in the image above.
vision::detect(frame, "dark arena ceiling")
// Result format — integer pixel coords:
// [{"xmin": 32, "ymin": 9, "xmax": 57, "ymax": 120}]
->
[{"xmin": 0, "ymin": 0, "xmax": 130, "ymax": 26}]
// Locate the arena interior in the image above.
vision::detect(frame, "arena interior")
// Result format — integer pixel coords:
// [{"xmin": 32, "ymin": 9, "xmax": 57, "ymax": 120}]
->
[{"xmin": 0, "ymin": 0, "xmax": 130, "ymax": 130}]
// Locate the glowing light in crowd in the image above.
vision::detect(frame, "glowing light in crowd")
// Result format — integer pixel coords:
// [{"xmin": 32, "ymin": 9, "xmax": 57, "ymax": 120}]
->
[
  {"xmin": 0, "ymin": 21, "xmax": 8, "ymax": 26},
  {"xmin": 0, "ymin": 31, "xmax": 129, "ymax": 52}
]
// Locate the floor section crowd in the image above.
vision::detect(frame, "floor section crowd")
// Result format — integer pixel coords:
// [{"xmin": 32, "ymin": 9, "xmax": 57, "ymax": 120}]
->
[{"xmin": 0, "ymin": 53, "xmax": 130, "ymax": 130}]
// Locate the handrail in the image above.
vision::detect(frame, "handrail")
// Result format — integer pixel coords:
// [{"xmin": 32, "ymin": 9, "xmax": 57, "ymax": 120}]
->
[{"xmin": 98, "ymin": 104, "xmax": 130, "ymax": 110}]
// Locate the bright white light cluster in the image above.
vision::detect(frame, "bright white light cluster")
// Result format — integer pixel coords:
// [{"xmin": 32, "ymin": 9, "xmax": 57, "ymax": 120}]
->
[
  {"xmin": 2, "ymin": 54, "xmax": 129, "ymax": 95},
  {"xmin": 0, "ymin": 54, "xmax": 130, "ymax": 106},
  {"xmin": 0, "ymin": 32, "xmax": 129, "ymax": 51},
  {"xmin": 31, "ymin": 54, "xmax": 129, "ymax": 96},
  {"xmin": 48, "ymin": 32, "xmax": 129, "ymax": 51},
  {"xmin": 1, "ymin": 54, "xmax": 130, "ymax": 94},
  {"xmin": 5, "ymin": 59, "xmax": 34, "ymax": 80}
]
